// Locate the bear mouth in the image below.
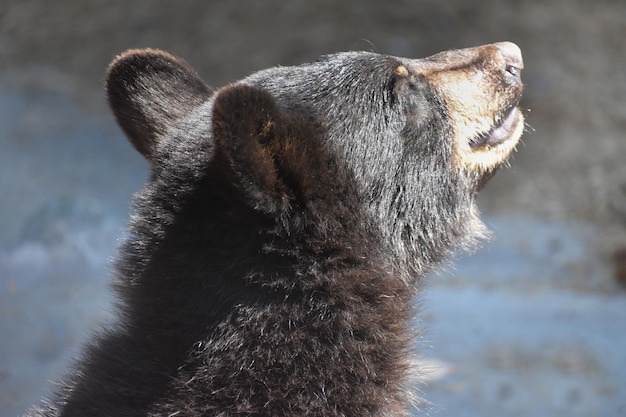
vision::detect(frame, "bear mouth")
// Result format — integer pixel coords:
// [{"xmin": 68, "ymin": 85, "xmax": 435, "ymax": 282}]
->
[{"xmin": 470, "ymin": 107, "xmax": 521, "ymax": 149}]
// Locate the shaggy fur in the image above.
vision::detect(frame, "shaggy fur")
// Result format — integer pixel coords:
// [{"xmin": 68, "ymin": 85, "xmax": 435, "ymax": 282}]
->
[{"xmin": 27, "ymin": 42, "xmax": 524, "ymax": 416}]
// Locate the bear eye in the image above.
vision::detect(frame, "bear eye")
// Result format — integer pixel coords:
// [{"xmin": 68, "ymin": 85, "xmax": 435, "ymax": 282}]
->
[{"xmin": 405, "ymin": 75, "xmax": 423, "ymax": 91}]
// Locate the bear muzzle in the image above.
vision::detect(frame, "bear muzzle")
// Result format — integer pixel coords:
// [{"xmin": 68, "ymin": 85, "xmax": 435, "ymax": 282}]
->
[{"xmin": 406, "ymin": 41, "xmax": 526, "ymax": 173}]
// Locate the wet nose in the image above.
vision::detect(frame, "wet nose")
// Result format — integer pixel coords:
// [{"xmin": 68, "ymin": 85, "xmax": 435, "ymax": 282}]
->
[{"xmin": 494, "ymin": 42, "xmax": 523, "ymax": 81}]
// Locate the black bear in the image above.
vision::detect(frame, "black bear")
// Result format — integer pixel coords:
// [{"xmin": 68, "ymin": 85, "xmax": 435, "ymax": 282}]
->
[{"xmin": 27, "ymin": 42, "xmax": 524, "ymax": 416}]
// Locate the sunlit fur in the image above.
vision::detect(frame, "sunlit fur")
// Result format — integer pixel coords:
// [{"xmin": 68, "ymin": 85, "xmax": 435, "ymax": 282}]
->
[{"xmin": 26, "ymin": 43, "xmax": 523, "ymax": 417}]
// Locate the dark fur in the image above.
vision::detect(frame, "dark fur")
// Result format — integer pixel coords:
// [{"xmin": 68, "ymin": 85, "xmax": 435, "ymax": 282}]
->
[{"xmin": 27, "ymin": 44, "xmax": 523, "ymax": 416}]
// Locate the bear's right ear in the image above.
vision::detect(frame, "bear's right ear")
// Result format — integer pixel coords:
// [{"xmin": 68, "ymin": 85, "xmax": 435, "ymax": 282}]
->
[{"xmin": 106, "ymin": 49, "xmax": 214, "ymax": 160}]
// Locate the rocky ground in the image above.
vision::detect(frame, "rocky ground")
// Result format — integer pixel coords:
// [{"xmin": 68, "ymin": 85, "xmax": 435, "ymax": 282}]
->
[{"xmin": 1, "ymin": 1, "xmax": 625, "ymax": 416}]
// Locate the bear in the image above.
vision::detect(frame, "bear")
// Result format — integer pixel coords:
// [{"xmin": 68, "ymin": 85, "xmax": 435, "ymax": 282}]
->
[{"xmin": 26, "ymin": 41, "xmax": 524, "ymax": 416}]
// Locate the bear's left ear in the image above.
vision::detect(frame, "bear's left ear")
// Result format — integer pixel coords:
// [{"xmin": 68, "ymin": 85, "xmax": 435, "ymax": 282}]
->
[
  {"xmin": 212, "ymin": 84, "xmax": 297, "ymax": 214},
  {"xmin": 106, "ymin": 49, "xmax": 214, "ymax": 160}
]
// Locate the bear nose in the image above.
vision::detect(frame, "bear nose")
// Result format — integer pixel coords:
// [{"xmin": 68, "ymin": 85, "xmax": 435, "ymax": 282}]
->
[{"xmin": 494, "ymin": 42, "xmax": 523, "ymax": 82}]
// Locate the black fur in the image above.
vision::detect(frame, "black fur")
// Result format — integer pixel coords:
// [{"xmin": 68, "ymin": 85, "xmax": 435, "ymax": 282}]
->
[{"xmin": 27, "ymin": 43, "xmax": 524, "ymax": 416}]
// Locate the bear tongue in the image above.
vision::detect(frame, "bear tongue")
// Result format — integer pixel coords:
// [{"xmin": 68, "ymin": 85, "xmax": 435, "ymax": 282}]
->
[
  {"xmin": 480, "ymin": 108, "xmax": 519, "ymax": 147},
  {"xmin": 470, "ymin": 108, "xmax": 519, "ymax": 149}
]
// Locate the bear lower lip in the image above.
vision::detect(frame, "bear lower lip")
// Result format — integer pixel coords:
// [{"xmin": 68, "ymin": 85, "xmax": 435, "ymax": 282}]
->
[{"xmin": 471, "ymin": 108, "xmax": 520, "ymax": 148}]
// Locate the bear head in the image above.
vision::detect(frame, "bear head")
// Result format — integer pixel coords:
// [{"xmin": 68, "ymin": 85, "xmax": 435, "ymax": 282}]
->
[{"xmin": 106, "ymin": 42, "xmax": 524, "ymax": 285}]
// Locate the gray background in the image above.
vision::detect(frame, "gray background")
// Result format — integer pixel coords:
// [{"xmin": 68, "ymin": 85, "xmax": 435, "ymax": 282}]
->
[{"xmin": 1, "ymin": 1, "xmax": 625, "ymax": 416}]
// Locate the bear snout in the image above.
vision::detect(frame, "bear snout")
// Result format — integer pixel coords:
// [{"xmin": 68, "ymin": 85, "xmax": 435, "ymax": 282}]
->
[{"xmin": 407, "ymin": 42, "xmax": 525, "ymax": 174}]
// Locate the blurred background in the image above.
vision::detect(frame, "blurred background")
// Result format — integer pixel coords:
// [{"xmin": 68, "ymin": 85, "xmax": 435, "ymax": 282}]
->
[{"xmin": 1, "ymin": 1, "xmax": 625, "ymax": 416}]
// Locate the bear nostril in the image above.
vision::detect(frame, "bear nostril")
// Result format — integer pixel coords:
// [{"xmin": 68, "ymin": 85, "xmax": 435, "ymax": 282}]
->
[
  {"xmin": 505, "ymin": 64, "xmax": 521, "ymax": 79},
  {"xmin": 494, "ymin": 42, "xmax": 523, "ymax": 83}
]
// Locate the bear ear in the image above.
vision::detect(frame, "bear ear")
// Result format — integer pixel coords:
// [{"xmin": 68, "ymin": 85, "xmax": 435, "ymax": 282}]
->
[
  {"xmin": 106, "ymin": 49, "xmax": 214, "ymax": 160},
  {"xmin": 212, "ymin": 84, "xmax": 295, "ymax": 214}
]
